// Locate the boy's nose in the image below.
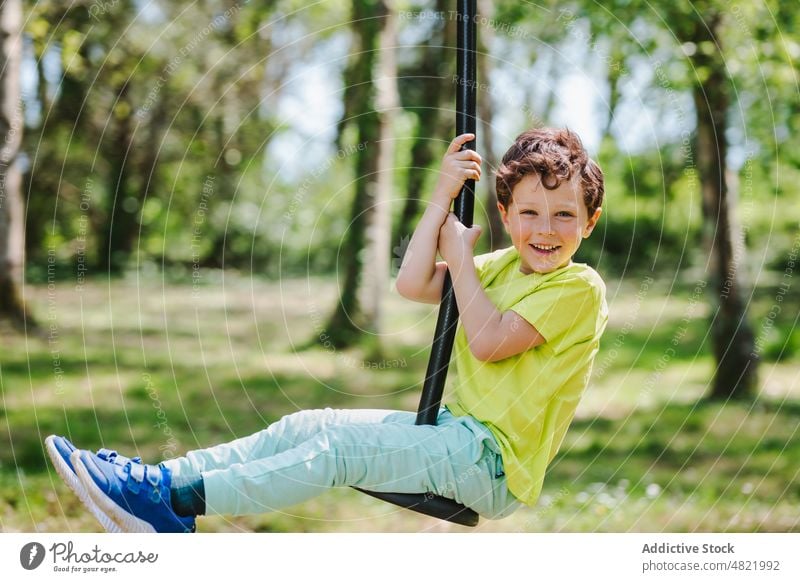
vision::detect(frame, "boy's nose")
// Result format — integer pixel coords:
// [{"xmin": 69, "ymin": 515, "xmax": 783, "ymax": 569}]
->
[{"xmin": 536, "ymin": 218, "xmax": 554, "ymax": 235}]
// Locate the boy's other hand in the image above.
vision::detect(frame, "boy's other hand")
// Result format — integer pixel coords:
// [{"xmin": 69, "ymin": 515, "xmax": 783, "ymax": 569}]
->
[
  {"xmin": 439, "ymin": 213, "xmax": 482, "ymax": 270},
  {"xmin": 432, "ymin": 133, "xmax": 482, "ymax": 204}
]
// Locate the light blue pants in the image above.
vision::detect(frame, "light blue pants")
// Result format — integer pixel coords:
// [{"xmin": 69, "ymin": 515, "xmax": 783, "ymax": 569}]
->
[{"xmin": 163, "ymin": 408, "xmax": 520, "ymax": 519}]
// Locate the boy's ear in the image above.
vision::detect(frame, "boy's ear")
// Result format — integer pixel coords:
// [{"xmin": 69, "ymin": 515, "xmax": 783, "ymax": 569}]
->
[
  {"xmin": 497, "ymin": 201, "xmax": 510, "ymax": 227},
  {"xmin": 582, "ymin": 207, "xmax": 602, "ymax": 238}
]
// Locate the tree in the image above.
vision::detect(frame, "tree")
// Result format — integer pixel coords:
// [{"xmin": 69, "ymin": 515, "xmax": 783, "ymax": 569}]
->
[
  {"xmin": 325, "ymin": 0, "xmax": 395, "ymax": 349},
  {"xmin": 0, "ymin": 0, "xmax": 31, "ymax": 328},
  {"xmin": 564, "ymin": 0, "xmax": 760, "ymax": 399},
  {"xmin": 394, "ymin": 0, "xmax": 453, "ymax": 250},
  {"xmin": 360, "ymin": 0, "xmax": 399, "ymax": 351},
  {"xmin": 23, "ymin": 1, "xmax": 158, "ymax": 275},
  {"xmin": 22, "ymin": 1, "xmax": 287, "ymax": 275},
  {"xmin": 476, "ymin": 0, "xmax": 506, "ymax": 250},
  {"xmin": 681, "ymin": 6, "xmax": 758, "ymax": 399}
]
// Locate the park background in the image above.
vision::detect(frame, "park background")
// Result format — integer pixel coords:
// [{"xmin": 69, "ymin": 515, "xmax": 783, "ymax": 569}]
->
[{"xmin": 0, "ymin": 0, "xmax": 797, "ymax": 532}]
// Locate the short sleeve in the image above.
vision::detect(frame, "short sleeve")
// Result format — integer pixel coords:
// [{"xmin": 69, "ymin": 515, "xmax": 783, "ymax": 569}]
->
[
  {"xmin": 473, "ymin": 247, "xmax": 518, "ymax": 284},
  {"xmin": 511, "ymin": 274, "xmax": 602, "ymax": 354},
  {"xmin": 472, "ymin": 253, "xmax": 497, "ymax": 279},
  {"xmin": 473, "ymin": 251, "xmax": 494, "ymax": 279}
]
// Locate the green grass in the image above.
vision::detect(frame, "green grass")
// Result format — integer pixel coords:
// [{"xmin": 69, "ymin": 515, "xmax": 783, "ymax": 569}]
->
[{"xmin": 1, "ymin": 272, "xmax": 798, "ymax": 532}]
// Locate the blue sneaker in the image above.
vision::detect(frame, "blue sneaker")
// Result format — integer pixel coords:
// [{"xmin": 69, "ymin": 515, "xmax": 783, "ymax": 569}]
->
[
  {"xmin": 72, "ymin": 449, "xmax": 195, "ymax": 533},
  {"xmin": 45, "ymin": 435, "xmax": 142, "ymax": 533}
]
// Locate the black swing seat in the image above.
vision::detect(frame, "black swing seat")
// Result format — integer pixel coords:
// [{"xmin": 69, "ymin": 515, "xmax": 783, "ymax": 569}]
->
[{"xmin": 354, "ymin": 488, "xmax": 479, "ymax": 527}]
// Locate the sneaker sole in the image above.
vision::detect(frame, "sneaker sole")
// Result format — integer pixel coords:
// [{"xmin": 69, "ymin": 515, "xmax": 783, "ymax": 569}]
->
[
  {"xmin": 44, "ymin": 436, "xmax": 121, "ymax": 533},
  {"xmin": 71, "ymin": 450, "xmax": 156, "ymax": 534}
]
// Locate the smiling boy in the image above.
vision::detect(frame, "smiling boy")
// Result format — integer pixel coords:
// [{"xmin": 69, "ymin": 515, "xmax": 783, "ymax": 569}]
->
[{"xmin": 398, "ymin": 127, "xmax": 608, "ymax": 507}]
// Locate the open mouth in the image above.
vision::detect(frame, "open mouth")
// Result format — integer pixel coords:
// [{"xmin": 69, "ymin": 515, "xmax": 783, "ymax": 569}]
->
[{"xmin": 530, "ymin": 243, "xmax": 561, "ymax": 255}]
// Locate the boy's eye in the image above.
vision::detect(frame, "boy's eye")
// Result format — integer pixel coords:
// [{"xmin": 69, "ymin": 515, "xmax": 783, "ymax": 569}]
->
[
  {"xmin": 521, "ymin": 210, "xmax": 537, "ymax": 216},
  {"xmin": 556, "ymin": 211, "xmax": 575, "ymax": 217}
]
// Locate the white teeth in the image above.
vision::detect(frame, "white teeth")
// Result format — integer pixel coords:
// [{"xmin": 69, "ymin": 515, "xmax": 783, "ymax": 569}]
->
[{"xmin": 532, "ymin": 243, "xmax": 559, "ymax": 250}]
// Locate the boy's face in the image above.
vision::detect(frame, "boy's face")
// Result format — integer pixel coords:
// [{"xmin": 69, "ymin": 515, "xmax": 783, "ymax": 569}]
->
[{"xmin": 498, "ymin": 173, "xmax": 602, "ymax": 275}]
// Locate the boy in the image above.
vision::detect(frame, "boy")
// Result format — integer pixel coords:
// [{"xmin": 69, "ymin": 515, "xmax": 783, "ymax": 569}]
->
[{"xmin": 46, "ymin": 127, "xmax": 607, "ymax": 532}]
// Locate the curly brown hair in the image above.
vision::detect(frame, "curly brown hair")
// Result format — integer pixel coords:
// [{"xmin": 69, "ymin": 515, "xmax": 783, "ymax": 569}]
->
[{"xmin": 495, "ymin": 128, "xmax": 604, "ymax": 215}]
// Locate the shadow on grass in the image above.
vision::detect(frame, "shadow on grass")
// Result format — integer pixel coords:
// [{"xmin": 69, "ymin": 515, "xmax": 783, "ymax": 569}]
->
[
  {"xmin": 599, "ymin": 317, "xmax": 711, "ymax": 374},
  {"xmin": 550, "ymin": 397, "xmax": 800, "ymax": 503}
]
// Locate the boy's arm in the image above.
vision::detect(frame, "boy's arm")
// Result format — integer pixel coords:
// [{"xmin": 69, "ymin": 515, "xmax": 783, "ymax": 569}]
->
[
  {"xmin": 395, "ymin": 201, "xmax": 450, "ymax": 304},
  {"xmin": 396, "ymin": 133, "xmax": 482, "ymax": 304},
  {"xmin": 439, "ymin": 213, "xmax": 546, "ymax": 362}
]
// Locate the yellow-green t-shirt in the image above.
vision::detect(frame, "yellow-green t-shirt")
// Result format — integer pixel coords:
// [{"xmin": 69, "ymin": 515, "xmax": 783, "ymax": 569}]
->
[{"xmin": 446, "ymin": 246, "xmax": 608, "ymax": 506}]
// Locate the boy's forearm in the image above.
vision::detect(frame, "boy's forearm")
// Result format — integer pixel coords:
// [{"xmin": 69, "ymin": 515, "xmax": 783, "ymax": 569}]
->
[
  {"xmin": 395, "ymin": 195, "xmax": 450, "ymax": 298},
  {"xmin": 448, "ymin": 260, "xmax": 503, "ymax": 355}
]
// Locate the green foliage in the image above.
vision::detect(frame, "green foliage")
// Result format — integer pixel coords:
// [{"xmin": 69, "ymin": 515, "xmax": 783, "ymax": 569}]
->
[
  {"xmin": 16, "ymin": 0, "xmax": 797, "ymax": 285},
  {"xmin": 576, "ymin": 139, "xmax": 704, "ymax": 274}
]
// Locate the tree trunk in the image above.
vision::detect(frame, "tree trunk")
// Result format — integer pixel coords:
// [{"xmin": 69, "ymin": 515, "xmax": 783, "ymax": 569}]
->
[
  {"xmin": 603, "ymin": 45, "xmax": 625, "ymax": 139},
  {"xmin": 691, "ymin": 13, "xmax": 758, "ymax": 399},
  {"xmin": 394, "ymin": 0, "xmax": 451, "ymax": 249},
  {"xmin": 394, "ymin": 95, "xmax": 440, "ymax": 257},
  {"xmin": 98, "ymin": 81, "xmax": 137, "ymax": 274},
  {"xmin": 394, "ymin": 120, "xmax": 434, "ymax": 256},
  {"xmin": 325, "ymin": 0, "xmax": 389, "ymax": 348},
  {"xmin": 24, "ymin": 6, "xmax": 93, "ymax": 265},
  {"xmin": 0, "ymin": 0, "xmax": 32, "ymax": 328},
  {"xmin": 360, "ymin": 0, "xmax": 398, "ymax": 355},
  {"xmin": 477, "ymin": 0, "xmax": 505, "ymax": 250}
]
